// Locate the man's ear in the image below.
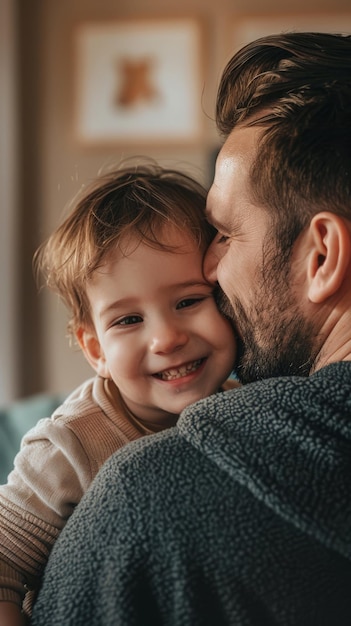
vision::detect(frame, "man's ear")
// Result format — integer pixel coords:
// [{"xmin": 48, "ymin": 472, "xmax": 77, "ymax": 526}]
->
[
  {"xmin": 307, "ymin": 212, "xmax": 351, "ymax": 303},
  {"xmin": 75, "ymin": 327, "xmax": 110, "ymax": 378}
]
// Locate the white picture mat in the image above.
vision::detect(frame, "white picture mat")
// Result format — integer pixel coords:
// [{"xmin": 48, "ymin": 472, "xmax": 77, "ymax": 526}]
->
[{"xmin": 74, "ymin": 19, "xmax": 203, "ymax": 145}]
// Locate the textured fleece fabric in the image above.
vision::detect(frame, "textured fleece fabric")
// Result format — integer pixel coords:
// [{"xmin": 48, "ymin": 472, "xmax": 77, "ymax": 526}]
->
[{"xmin": 32, "ymin": 362, "xmax": 351, "ymax": 626}]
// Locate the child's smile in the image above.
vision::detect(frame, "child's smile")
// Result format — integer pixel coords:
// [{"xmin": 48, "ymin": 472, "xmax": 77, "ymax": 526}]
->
[
  {"xmin": 153, "ymin": 357, "xmax": 205, "ymax": 381},
  {"xmin": 81, "ymin": 227, "xmax": 237, "ymax": 425}
]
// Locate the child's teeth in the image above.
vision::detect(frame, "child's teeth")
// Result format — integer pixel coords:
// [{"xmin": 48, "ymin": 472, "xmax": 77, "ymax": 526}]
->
[{"xmin": 158, "ymin": 359, "xmax": 202, "ymax": 380}]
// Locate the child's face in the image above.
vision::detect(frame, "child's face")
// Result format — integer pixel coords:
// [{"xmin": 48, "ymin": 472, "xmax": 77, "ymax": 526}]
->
[{"xmin": 78, "ymin": 228, "xmax": 237, "ymax": 426}]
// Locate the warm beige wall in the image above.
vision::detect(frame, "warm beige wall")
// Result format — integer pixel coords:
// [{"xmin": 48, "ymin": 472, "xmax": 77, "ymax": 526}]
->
[
  {"xmin": 19, "ymin": 0, "xmax": 351, "ymax": 396},
  {"xmin": 0, "ymin": 0, "xmax": 19, "ymax": 404}
]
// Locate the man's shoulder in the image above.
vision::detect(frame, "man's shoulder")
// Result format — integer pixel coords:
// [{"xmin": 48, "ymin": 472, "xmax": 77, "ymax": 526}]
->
[
  {"xmin": 116, "ymin": 425, "xmax": 186, "ymax": 460},
  {"xmin": 95, "ymin": 426, "xmax": 189, "ymax": 485},
  {"xmin": 177, "ymin": 361, "xmax": 351, "ymax": 449},
  {"xmin": 75, "ymin": 426, "xmax": 201, "ymax": 532}
]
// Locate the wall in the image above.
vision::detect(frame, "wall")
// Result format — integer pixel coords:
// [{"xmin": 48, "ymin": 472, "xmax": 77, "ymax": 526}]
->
[
  {"xmin": 17, "ymin": 0, "xmax": 351, "ymax": 398},
  {"xmin": 0, "ymin": 0, "xmax": 19, "ymax": 404}
]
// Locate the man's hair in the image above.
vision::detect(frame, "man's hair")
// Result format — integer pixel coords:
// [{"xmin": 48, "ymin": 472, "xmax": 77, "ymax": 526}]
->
[
  {"xmin": 34, "ymin": 160, "xmax": 213, "ymax": 336},
  {"xmin": 216, "ymin": 32, "xmax": 351, "ymax": 250}
]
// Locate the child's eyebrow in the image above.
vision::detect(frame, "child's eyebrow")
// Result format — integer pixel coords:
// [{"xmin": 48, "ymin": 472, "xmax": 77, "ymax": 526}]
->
[
  {"xmin": 98, "ymin": 299, "xmax": 134, "ymax": 318},
  {"xmin": 172, "ymin": 280, "xmax": 212, "ymax": 289},
  {"xmin": 98, "ymin": 281, "xmax": 212, "ymax": 319}
]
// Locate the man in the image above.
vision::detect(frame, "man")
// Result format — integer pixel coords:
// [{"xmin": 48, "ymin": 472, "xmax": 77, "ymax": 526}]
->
[{"xmin": 32, "ymin": 32, "xmax": 351, "ymax": 625}]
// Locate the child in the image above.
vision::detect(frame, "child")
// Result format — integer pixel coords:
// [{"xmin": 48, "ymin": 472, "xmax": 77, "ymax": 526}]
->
[{"xmin": 0, "ymin": 160, "xmax": 237, "ymax": 624}]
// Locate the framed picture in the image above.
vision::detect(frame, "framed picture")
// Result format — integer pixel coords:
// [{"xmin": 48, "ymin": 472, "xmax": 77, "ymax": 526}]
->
[
  {"xmin": 74, "ymin": 18, "xmax": 203, "ymax": 146},
  {"xmin": 228, "ymin": 12, "xmax": 351, "ymax": 54}
]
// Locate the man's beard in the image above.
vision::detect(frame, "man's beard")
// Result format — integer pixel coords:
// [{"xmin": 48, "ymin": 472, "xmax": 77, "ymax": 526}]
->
[{"xmin": 214, "ymin": 281, "xmax": 318, "ymax": 385}]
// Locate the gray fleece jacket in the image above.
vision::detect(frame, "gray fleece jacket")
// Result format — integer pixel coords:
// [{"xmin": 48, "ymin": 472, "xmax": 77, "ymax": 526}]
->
[{"xmin": 32, "ymin": 362, "xmax": 351, "ymax": 625}]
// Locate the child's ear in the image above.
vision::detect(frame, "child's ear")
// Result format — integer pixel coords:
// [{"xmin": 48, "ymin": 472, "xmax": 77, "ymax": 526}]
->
[
  {"xmin": 75, "ymin": 327, "xmax": 110, "ymax": 378},
  {"xmin": 307, "ymin": 212, "xmax": 351, "ymax": 303}
]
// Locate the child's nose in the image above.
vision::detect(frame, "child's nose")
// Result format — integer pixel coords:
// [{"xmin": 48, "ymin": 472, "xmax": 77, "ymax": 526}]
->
[{"xmin": 149, "ymin": 322, "xmax": 188, "ymax": 354}]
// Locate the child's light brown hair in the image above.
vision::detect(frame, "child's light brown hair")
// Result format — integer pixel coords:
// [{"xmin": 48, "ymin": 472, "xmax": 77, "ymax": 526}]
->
[{"xmin": 34, "ymin": 160, "xmax": 214, "ymax": 338}]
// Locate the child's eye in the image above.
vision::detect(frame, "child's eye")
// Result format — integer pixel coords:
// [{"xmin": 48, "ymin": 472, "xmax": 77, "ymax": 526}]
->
[
  {"xmin": 177, "ymin": 298, "xmax": 204, "ymax": 310},
  {"xmin": 116, "ymin": 315, "xmax": 143, "ymax": 326}
]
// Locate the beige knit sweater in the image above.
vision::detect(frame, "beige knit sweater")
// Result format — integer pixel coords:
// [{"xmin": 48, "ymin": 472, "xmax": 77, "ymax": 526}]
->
[
  {"xmin": 0, "ymin": 376, "xmax": 165, "ymax": 610},
  {"xmin": 0, "ymin": 375, "xmax": 238, "ymax": 612}
]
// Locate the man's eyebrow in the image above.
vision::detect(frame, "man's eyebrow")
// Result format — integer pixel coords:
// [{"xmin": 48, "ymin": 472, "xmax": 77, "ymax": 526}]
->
[
  {"xmin": 205, "ymin": 209, "xmax": 225, "ymax": 232},
  {"xmin": 205, "ymin": 206, "xmax": 216, "ymax": 226}
]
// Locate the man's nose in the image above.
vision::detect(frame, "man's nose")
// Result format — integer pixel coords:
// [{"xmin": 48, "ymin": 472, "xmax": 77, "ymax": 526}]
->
[
  {"xmin": 203, "ymin": 241, "xmax": 219, "ymax": 283},
  {"xmin": 149, "ymin": 321, "xmax": 189, "ymax": 354}
]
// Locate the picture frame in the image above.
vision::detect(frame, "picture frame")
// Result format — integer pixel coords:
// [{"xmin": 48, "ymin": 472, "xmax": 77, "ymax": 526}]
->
[
  {"xmin": 228, "ymin": 12, "xmax": 351, "ymax": 53},
  {"xmin": 73, "ymin": 18, "xmax": 204, "ymax": 146}
]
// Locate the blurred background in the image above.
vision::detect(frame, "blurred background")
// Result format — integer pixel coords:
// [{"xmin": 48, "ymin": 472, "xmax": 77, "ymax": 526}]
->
[{"xmin": 1, "ymin": 0, "xmax": 350, "ymax": 406}]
